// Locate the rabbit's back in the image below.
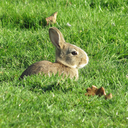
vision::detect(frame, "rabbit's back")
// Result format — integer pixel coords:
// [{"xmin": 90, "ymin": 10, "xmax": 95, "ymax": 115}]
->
[
  {"xmin": 20, "ymin": 61, "xmax": 78, "ymax": 79},
  {"xmin": 20, "ymin": 61, "xmax": 56, "ymax": 79}
]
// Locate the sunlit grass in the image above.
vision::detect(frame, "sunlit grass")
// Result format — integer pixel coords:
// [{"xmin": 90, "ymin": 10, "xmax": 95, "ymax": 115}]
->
[{"xmin": 0, "ymin": 0, "xmax": 128, "ymax": 127}]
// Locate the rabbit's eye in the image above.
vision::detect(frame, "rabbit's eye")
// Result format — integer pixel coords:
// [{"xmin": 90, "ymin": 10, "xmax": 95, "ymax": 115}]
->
[{"xmin": 71, "ymin": 51, "xmax": 77, "ymax": 55}]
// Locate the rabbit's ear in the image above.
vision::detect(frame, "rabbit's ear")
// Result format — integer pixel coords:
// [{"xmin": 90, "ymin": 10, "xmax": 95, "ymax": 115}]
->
[{"xmin": 49, "ymin": 27, "xmax": 65, "ymax": 49}]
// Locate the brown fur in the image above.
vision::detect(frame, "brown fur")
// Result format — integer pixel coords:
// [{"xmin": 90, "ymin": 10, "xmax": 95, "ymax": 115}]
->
[{"xmin": 20, "ymin": 61, "xmax": 78, "ymax": 79}]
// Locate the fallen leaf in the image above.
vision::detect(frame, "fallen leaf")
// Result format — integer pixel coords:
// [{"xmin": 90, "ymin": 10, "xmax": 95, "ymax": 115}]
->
[
  {"xmin": 96, "ymin": 87, "xmax": 106, "ymax": 96},
  {"xmin": 85, "ymin": 85, "xmax": 112, "ymax": 100},
  {"xmin": 85, "ymin": 85, "xmax": 97, "ymax": 96},
  {"xmin": 46, "ymin": 12, "xmax": 58, "ymax": 25},
  {"xmin": 105, "ymin": 93, "xmax": 112, "ymax": 100}
]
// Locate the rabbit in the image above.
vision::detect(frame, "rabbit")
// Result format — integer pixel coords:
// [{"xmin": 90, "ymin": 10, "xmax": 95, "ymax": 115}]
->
[{"xmin": 19, "ymin": 27, "xmax": 89, "ymax": 80}]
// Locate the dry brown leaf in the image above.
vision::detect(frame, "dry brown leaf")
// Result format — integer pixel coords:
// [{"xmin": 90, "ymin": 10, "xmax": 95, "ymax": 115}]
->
[
  {"xmin": 105, "ymin": 93, "xmax": 113, "ymax": 100},
  {"xmin": 46, "ymin": 12, "xmax": 58, "ymax": 25},
  {"xmin": 85, "ymin": 85, "xmax": 98, "ymax": 96},
  {"xmin": 85, "ymin": 85, "xmax": 112, "ymax": 100}
]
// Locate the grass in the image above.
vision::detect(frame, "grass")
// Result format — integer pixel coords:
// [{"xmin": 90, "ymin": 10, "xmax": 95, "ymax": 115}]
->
[{"xmin": 0, "ymin": 0, "xmax": 128, "ymax": 127}]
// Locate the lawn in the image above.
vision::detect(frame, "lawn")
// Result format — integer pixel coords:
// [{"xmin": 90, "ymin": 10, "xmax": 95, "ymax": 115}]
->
[{"xmin": 0, "ymin": 0, "xmax": 128, "ymax": 127}]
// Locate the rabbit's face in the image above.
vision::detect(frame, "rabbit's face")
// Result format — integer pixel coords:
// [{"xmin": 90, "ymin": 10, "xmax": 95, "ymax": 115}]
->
[
  {"xmin": 49, "ymin": 27, "xmax": 89, "ymax": 69},
  {"xmin": 55, "ymin": 43, "xmax": 89, "ymax": 69}
]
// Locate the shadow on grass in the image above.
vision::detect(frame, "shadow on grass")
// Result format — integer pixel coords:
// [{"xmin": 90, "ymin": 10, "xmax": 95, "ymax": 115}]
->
[
  {"xmin": 30, "ymin": 82, "xmax": 59, "ymax": 93},
  {"xmin": 29, "ymin": 81, "xmax": 74, "ymax": 93},
  {"xmin": 0, "ymin": 14, "xmax": 47, "ymax": 29},
  {"xmin": 18, "ymin": 74, "xmax": 74, "ymax": 93}
]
